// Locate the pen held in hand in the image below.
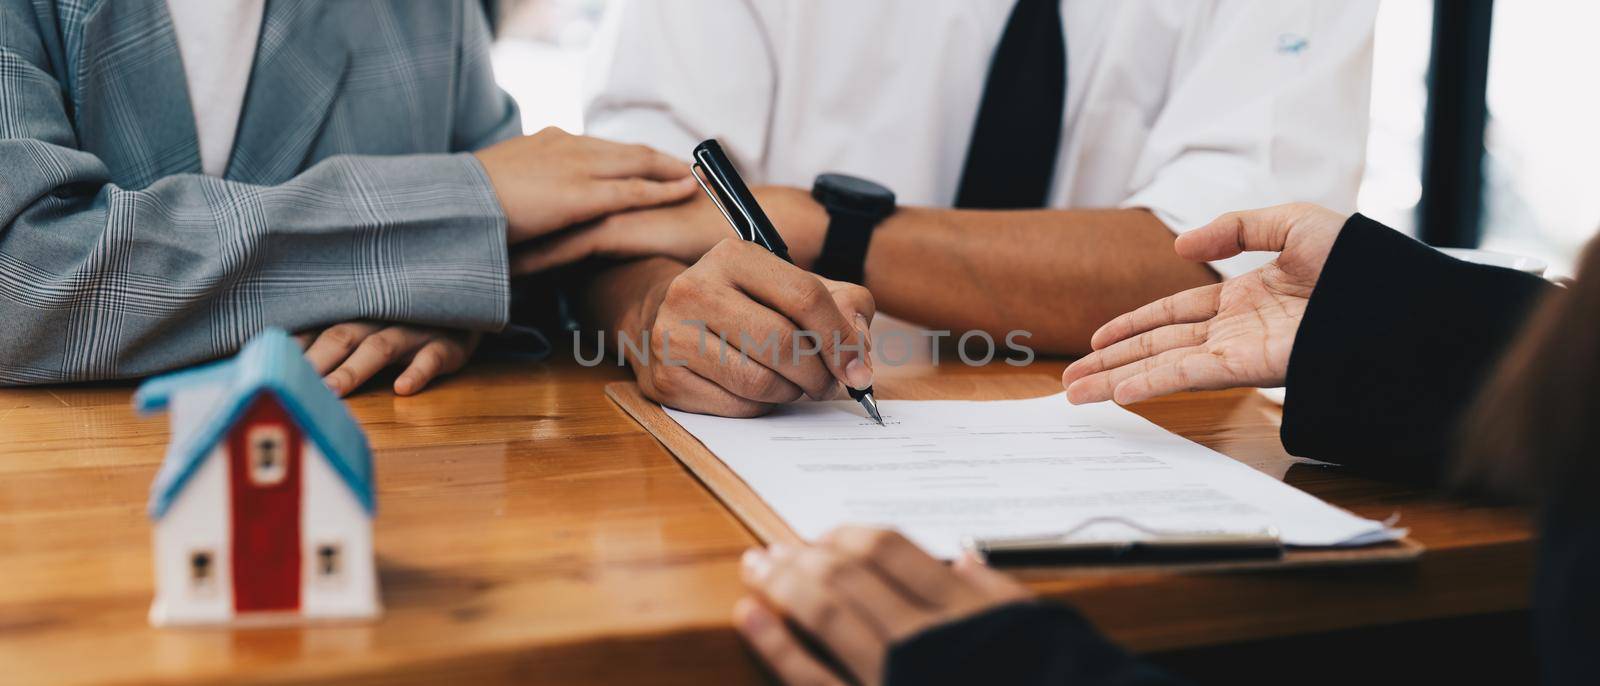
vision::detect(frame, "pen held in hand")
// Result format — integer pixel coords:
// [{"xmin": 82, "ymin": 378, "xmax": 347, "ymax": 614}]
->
[{"xmin": 690, "ymin": 139, "xmax": 882, "ymax": 425}]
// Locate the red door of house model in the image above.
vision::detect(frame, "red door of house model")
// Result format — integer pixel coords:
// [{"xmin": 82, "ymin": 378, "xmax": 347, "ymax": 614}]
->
[{"xmin": 228, "ymin": 393, "xmax": 302, "ymax": 613}]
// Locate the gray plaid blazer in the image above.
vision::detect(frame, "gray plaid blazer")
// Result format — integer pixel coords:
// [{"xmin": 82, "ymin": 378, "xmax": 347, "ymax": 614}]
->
[{"xmin": 0, "ymin": 0, "xmax": 521, "ymax": 384}]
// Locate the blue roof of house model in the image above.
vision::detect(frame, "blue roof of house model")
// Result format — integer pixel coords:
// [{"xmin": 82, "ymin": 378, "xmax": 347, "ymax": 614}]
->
[{"xmin": 137, "ymin": 329, "xmax": 375, "ymax": 518}]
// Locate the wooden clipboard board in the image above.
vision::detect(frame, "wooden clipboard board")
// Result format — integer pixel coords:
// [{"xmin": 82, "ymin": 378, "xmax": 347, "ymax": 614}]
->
[{"xmin": 606, "ymin": 375, "xmax": 1423, "ymax": 575}]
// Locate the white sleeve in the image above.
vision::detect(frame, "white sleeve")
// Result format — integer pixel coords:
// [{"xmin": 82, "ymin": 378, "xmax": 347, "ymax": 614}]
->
[
  {"xmin": 1119, "ymin": 0, "xmax": 1378, "ymax": 277},
  {"xmin": 582, "ymin": 0, "xmax": 777, "ymax": 175}
]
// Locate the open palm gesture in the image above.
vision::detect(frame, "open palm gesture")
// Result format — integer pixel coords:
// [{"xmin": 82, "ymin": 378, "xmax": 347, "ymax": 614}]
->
[{"xmin": 1063, "ymin": 203, "xmax": 1349, "ymax": 405}]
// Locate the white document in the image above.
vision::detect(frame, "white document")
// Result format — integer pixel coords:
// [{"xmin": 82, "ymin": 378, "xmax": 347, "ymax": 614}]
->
[{"xmin": 666, "ymin": 393, "xmax": 1399, "ymax": 559}]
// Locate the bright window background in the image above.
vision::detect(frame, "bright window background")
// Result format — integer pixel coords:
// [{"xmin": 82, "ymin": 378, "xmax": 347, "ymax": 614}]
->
[
  {"xmin": 491, "ymin": 0, "xmax": 602, "ymax": 134},
  {"xmin": 1357, "ymin": 0, "xmax": 1432, "ymax": 237},
  {"xmin": 490, "ymin": 0, "xmax": 1599, "ymax": 273},
  {"xmin": 1481, "ymin": 0, "xmax": 1600, "ymax": 275}
]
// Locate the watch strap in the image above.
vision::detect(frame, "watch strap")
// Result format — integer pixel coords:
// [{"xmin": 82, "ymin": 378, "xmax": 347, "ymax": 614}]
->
[{"xmin": 813, "ymin": 207, "xmax": 878, "ymax": 285}]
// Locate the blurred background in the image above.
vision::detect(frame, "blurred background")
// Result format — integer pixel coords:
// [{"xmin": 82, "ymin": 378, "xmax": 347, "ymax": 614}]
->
[{"xmin": 488, "ymin": 0, "xmax": 1600, "ymax": 276}]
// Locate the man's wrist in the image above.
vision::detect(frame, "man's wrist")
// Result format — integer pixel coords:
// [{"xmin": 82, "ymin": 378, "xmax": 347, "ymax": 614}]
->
[
  {"xmin": 575, "ymin": 257, "xmax": 684, "ymax": 340},
  {"xmin": 754, "ymin": 186, "xmax": 829, "ymax": 270},
  {"xmin": 620, "ymin": 258, "xmax": 685, "ymax": 334}
]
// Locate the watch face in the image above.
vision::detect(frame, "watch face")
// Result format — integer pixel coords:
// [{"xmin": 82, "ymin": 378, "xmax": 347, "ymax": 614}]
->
[{"xmin": 815, "ymin": 173, "xmax": 896, "ymax": 215}]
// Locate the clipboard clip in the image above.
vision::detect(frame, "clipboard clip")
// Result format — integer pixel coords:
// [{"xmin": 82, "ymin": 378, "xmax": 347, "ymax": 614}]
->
[{"xmin": 964, "ymin": 516, "xmax": 1284, "ymax": 568}]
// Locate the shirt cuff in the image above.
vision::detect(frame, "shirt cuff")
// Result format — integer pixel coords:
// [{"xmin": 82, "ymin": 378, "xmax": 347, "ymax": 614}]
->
[{"xmin": 1119, "ymin": 154, "xmax": 1280, "ymax": 279}]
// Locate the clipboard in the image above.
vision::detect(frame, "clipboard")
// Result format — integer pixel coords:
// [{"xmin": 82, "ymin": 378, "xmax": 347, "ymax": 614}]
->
[{"xmin": 606, "ymin": 375, "xmax": 1423, "ymax": 575}]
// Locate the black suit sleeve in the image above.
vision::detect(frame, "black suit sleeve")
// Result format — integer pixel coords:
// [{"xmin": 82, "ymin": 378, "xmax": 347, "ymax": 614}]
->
[
  {"xmin": 885, "ymin": 602, "xmax": 1185, "ymax": 686},
  {"xmin": 1281, "ymin": 214, "xmax": 1553, "ymax": 483}
]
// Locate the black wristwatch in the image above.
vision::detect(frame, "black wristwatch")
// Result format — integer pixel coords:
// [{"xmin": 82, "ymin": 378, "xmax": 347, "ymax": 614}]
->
[{"xmin": 811, "ymin": 173, "xmax": 896, "ymax": 285}]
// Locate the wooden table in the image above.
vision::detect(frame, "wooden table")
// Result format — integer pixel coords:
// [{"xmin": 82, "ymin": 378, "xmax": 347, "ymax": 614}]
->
[{"xmin": 0, "ymin": 354, "xmax": 1535, "ymax": 685}]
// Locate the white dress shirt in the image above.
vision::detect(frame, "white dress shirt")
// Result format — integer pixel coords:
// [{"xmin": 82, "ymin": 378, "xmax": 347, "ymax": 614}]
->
[
  {"xmin": 584, "ymin": 0, "xmax": 1377, "ymax": 276},
  {"xmin": 166, "ymin": 0, "xmax": 265, "ymax": 177}
]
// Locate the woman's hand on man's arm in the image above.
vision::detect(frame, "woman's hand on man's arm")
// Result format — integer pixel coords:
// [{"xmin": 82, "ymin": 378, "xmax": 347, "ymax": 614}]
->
[{"xmin": 473, "ymin": 127, "xmax": 698, "ymax": 246}]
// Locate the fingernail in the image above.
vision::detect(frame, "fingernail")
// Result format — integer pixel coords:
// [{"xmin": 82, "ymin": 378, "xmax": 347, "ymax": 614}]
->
[
  {"xmin": 324, "ymin": 377, "xmax": 342, "ymax": 394},
  {"xmin": 852, "ymin": 316, "xmax": 875, "ymax": 371},
  {"xmin": 844, "ymin": 356, "xmax": 873, "ymax": 390},
  {"xmin": 738, "ymin": 599, "xmax": 772, "ymax": 633},
  {"xmin": 741, "ymin": 548, "xmax": 771, "ymax": 582},
  {"xmin": 958, "ymin": 550, "xmax": 987, "ymax": 568},
  {"xmin": 395, "ymin": 376, "xmax": 415, "ymax": 395}
]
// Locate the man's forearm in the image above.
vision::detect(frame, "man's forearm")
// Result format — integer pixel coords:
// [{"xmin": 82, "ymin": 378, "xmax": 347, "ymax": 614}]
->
[
  {"xmin": 577, "ymin": 256, "xmax": 686, "ymax": 337},
  {"xmin": 579, "ymin": 192, "xmax": 1218, "ymax": 357},
  {"xmin": 865, "ymin": 207, "xmax": 1216, "ymax": 353}
]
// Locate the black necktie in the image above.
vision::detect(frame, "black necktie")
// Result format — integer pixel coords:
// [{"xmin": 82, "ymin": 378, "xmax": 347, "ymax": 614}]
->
[{"xmin": 954, "ymin": 0, "xmax": 1066, "ymax": 209}]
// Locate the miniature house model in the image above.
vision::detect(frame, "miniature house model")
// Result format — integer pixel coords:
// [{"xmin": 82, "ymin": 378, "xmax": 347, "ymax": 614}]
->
[{"xmin": 137, "ymin": 329, "xmax": 379, "ymax": 626}]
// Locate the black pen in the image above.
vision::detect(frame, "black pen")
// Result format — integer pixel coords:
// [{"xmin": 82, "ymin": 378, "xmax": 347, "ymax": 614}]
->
[{"xmin": 689, "ymin": 139, "xmax": 883, "ymax": 425}]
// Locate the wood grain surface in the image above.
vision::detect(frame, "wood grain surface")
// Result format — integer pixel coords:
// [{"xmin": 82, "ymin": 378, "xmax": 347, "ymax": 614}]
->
[{"xmin": 0, "ymin": 354, "xmax": 1535, "ymax": 684}]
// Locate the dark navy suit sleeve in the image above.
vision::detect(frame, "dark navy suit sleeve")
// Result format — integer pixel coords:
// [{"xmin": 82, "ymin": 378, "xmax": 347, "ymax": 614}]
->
[
  {"xmin": 885, "ymin": 602, "xmax": 1185, "ymax": 686},
  {"xmin": 1281, "ymin": 214, "xmax": 1552, "ymax": 483}
]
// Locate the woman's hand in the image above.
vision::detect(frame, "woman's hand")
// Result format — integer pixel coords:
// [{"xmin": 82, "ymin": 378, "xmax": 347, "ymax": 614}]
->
[
  {"xmin": 735, "ymin": 527, "xmax": 1032, "ymax": 686},
  {"xmin": 474, "ymin": 127, "xmax": 698, "ymax": 245},
  {"xmin": 296, "ymin": 323, "xmax": 480, "ymax": 397},
  {"xmin": 1062, "ymin": 203, "xmax": 1348, "ymax": 405},
  {"xmin": 509, "ymin": 185, "xmax": 829, "ymax": 275}
]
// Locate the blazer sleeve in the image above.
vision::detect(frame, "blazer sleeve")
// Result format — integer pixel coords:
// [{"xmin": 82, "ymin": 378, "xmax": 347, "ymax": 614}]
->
[
  {"xmin": 885, "ymin": 602, "xmax": 1185, "ymax": 686},
  {"xmin": 453, "ymin": 0, "xmax": 523, "ymax": 151},
  {"xmin": 0, "ymin": 1, "xmax": 512, "ymax": 384},
  {"xmin": 1280, "ymin": 214, "xmax": 1554, "ymax": 482}
]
